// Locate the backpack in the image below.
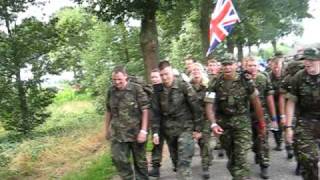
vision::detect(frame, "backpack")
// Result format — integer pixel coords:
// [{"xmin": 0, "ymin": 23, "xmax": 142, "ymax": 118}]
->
[{"xmin": 128, "ymin": 75, "xmax": 153, "ymax": 98}]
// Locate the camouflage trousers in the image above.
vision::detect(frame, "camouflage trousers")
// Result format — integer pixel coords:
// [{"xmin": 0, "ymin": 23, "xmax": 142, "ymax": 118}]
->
[
  {"xmin": 165, "ymin": 131, "xmax": 195, "ymax": 180},
  {"xmin": 111, "ymin": 140, "xmax": 149, "ymax": 180},
  {"xmin": 197, "ymin": 130, "xmax": 214, "ymax": 170},
  {"xmin": 151, "ymin": 132, "xmax": 164, "ymax": 168},
  {"xmin": 294, "ymin": 118, "xmax": 320, "ymax": 180},
  {"xmin": 219, "ymin": 115, "xmax": 252, "ymax": 180},
  {"xmin": 251, "ymin": 117, "xmax": 269, "ymax": 167}
]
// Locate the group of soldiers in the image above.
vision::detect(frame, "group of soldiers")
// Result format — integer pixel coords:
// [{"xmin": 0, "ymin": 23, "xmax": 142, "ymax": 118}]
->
[{"xmin": 104, "ymin": 47, "xmax": 320, "ymax": 180}]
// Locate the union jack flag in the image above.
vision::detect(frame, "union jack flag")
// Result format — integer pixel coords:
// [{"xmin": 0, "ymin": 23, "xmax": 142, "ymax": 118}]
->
[{"xmin": 206, "ymin": 0, "xmax": 240, "ymax": 56}]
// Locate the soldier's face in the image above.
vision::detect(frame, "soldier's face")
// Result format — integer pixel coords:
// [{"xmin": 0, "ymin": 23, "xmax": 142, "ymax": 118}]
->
[
  {"xmin": 246, "ymin": 60, "xmax": 258, "ymax": 76},
  {"xmin": 207, "ymin": 62, "xmax": 221, "ymax": 75},
  {"xmin": 112, "ymin": 72, "xmax": 128, "ymax": 90},
  {"xmin": 304, "ymin": 60, "xmax": 320, "ymax": 75},
  {"xmin": 271, "ymin": 60, "xmax": 283, "ymax": 78},
  {"xmin": 191, "ymin": 65, "xmax": 201, "ymax": 78},
  {"xmin": 160, "ymin": 66, "xmax": 174, "ymax": 87},
  {"xmin": 222, "ymin": 63, "xmax": 237, "ymax": 77},
  {"xmin": 150, "ymin": 71, "xmax": 162, "ymax": 85},
  {"xmin": 185, "ymin": 59, "xmax": 194, "ymax": 73}
]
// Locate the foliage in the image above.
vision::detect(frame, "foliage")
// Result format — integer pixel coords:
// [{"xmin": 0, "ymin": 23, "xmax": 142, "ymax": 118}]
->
[
  {"xmin": 0, "ymin": 16, "xmax": 59, "ymax": 134},
  {"xmin": 51, "ymin": 7, "xmax": 98, "ymax": 83},
  {"xmin": 168, "ymin": 9, "xmax": 203, "ymax": 69},
  {"xmin": 62, "ymin": 153, "xmax": 116, "ymax": 180}
]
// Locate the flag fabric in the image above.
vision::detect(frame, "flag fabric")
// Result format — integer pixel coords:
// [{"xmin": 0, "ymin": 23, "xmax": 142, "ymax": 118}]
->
[{"xmin": 206, "ymin": 0, "xmax": 240, "ymax": 56}]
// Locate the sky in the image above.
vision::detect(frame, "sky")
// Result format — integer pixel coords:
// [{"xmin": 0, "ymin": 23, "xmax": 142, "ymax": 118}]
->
[{"xmin": 7, "ymin": 0, "xmax": 320, "ymax": 83}]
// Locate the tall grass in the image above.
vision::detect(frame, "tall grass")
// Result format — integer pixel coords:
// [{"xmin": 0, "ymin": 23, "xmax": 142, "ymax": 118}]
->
[
  {"xmin": 0, "ymin": 86, "xmax": 112, "ymax": 179},
  {"xmin": 62, "ymin": 153, "xmax": 116, "ymax": 180}
]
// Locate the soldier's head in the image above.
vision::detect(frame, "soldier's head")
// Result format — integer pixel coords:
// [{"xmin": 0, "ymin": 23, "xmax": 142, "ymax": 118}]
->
[
  {"xmin": 150, "ymin": 68, "xmax": 162, "ymax": 85},
  {"xmin": 191, "ymin": 62, "xmax": 205, "ymax": 80},
  {"xmin": 159, "ymin": 60, "xmax": 175, "ymax": 87},
  {"xmin": 220, "ymin": 54, "xmax": 237, "ymax": 79},
  {"xmin": 207, "ymin": 58, "xmax": 221, "ymax": 75},
  {"xmin": 244, "ymin": 56, "xmax": 259, "ymax": 76},
  {"xmin": 184, "ymin": 54, "xmax": 196, "ymax": 74},
  {"xmin": 112, "ymin": 66, "xmax": 128, "ymax": 90},
  {"xmin": 299, "ymin": 48, "xmax": 320, "ymax": 75},
  {"xmin": 270, "ymin": 55, "xmax": 284, "ymax": 78}
]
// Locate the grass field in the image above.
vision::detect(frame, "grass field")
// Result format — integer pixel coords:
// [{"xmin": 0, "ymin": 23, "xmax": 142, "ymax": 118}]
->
[{"xmin": 0, "ymin": 87, "xmax": 116, "ymax": 180}]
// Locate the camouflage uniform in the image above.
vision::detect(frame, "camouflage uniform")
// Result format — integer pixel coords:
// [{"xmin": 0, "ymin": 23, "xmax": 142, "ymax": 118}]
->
[
  {"xmin": 190, "ymin": 82, "xmax": 213, "ymax": 172},
  {"xmin": 250, "ymin": 72, "xmax": 274, "ymax": 168},
  {"xmin": 152, "ymin": 78, "xmax": 202, "ymax": 180},
  {"xmin": 106, "ymin": 81, "xmax": 150, "ymax": 180},
  {"xmin": 287, "ymin": 58, "xmax": 320, "ymax": 180},
  {"xmin": 269, "ymin": 71, "xmax": 284, "ymax": 149},
  {"xmin": 280, "ymin": 61, "xmax": 304, "ymax": 161},
  {"xmin": 205, "ymin": 73, "xmax": 257, "ymax": 180},
  {"xmin": 149, "ymin": 84, "xmax": 164, "ymax": 171}
]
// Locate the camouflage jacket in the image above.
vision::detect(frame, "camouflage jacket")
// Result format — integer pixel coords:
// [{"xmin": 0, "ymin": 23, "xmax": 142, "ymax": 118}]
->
[
  {"xmin": 151, "ymin": 78, "xmax": 202, "ymax": 136},
  {"xmin": 190, "ymin": 82, "xmax": 211, "ymax": 133},
  {"xmin": 287, "ymin": 70, "xmax": 320, "ymax": 118},
  {"xmin": 252, "ymin": 72, "xmax": 274, "ymax": 112},
  {"xmin": 106, "ymin": 81, "xmax": 150, "ymax": 142},
  {"xmin": 205, "ymin": 73, "xmax": 257, "ymax": 117}
]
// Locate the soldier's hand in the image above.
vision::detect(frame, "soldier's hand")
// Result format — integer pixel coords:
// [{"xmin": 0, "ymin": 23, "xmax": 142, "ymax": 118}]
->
[
  {"xmin": 258, "ymin": 119, "xmax": 266, "ymax": 138},
  {"xmin": 137, "ymin": 130, "xmax": 147, "ymax": 143},
  {"xmin": 153, "ymin": 135, "xmax": 160, "ymax": 145},
  {"xmin": 192, "ymin": 132, "xmax": 202, "ymax": 140},
  {"xmin": 212, "ymin": 126, "xmax": 224, "ymax": 136}
]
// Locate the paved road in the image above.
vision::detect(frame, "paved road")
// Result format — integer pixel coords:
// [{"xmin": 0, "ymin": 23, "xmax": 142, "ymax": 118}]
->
[{"xmin": 155, "ymin": 136, "xmax": 303, "ymax": 180}]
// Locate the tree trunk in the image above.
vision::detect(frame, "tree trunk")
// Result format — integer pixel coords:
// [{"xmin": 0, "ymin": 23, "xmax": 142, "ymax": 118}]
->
[
  {"xmin": 237, "ymin": 43, "xmax": 244, "ymax": 61},
  {"xmin": 199, "ymin": 0, "xmax": 213, "ymax": 59},
  {"xmin": 227, "ymin": 38, "xmax": 234, "ymax": 54},
  {"xmin": 271, "ymin": 39, "xmax": 277, "ymax": 53},
  {"xmin": 121, "ymin": 24, "xmax": 130, "ymax": 63},
  {"xmin": 15, "ymin": 70, "xmax": 29, "ymax": 134},
  {"xmin": 140, "ymin": 1, "xmax": 159, "ymax": 81}
]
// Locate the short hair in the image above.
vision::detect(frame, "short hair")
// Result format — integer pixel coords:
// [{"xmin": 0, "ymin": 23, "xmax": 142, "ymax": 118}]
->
[
  {"xmin": 207, "ymin": 58, "xmax": 218, "ymax": 65},
  {"xmin": 242, "ymin": 56, "xmax": 257, "ymax": 63},
  {"xmin": 184, "ymin": 54, "xmax": 196, "ymax": 62},
  {"xmin": 150, "ymin": 68, "xmax": 160, "ymax": 73},
  {"xmin": 112, "ymin": 65, "xmax": 127, "ymax": 75},
  {"xmin": 158, "ymin": 60, "xmax": 171, "ymax": 71}
]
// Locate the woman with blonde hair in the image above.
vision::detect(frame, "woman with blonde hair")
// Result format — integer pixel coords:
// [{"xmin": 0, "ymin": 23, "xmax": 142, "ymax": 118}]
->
[{"xmin": 190, "ymin": 62, "xmax": 213, "ymax": 179}]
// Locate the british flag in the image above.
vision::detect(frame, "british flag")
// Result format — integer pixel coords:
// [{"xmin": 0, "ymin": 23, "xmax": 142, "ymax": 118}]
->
[{"xmin": 206, "ymin": 0, "xmax": 240, "ymax": 56}]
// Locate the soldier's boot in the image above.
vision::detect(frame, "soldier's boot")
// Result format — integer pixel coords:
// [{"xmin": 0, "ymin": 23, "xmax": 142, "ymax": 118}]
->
[
  {"xmin": 273, "ymin": 142, "xmax": 282, "ymax": 151},
  {"xmin": 202, "ymin": 167, "xmax": 210, "ymax": 179},
  {"xmin": 254, "ymin": 154, "xmax": 261, "ymax": 164},
  {"xmin": 260, "ymin": 166, "xmax": 269, "ymax": 179},
  {"xmin": 148, "ymin": 167, "xmax": 160, "ymax": 177},
  {"xmin": 295, "ymin": 163, "xmax": 302, "ymax": 176},
  {"xmin": 285, "ymin": 144, "xmax": 294, "ymax": 159},
  {"xmin": 218, "ymin": 149, "xmax": 224, "ymax": 157}
]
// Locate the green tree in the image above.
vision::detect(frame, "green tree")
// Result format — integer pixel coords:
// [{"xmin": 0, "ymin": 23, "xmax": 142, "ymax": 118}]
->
[{"xmin": 0, "ymin": 1, "xmax": 61, "ymax": 134}]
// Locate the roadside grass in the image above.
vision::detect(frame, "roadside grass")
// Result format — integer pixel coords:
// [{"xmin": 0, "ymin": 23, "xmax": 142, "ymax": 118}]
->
[
  {"xmin": 62, "ymin": 152, "xmax": 116, "ymax": 180},
  {"xmin": 0, "ymin": 87, "xmax": 114, "ymax": 179}
]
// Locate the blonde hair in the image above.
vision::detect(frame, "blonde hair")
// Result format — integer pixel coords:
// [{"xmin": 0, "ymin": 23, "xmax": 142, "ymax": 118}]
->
[{"xmin": 190, "ymin": 62, "xmax": 209, "ymax": 87}]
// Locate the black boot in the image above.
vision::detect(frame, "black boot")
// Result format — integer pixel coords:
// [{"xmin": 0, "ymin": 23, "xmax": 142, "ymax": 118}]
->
[
  {"xmin": 260, "ymin": 166, "xmax": 269, "ymax": 179},
  {"xmin": 254, "ymin": 154, "xmax": 260, "ymax": 164},
  {"xmin": 295, "ymin": 163, "xmax": 302, "ymax": 176},
  {"xmin": 285, "ymin": 144, "xmax": 294, "ymax": 159},
  {"xmin": 273, "ymin": 143, "xmax": 282, "ymax": 151},
  {"xmin": 148, "ymin": 167, "xmax": 160, "ymax": 177},
  {"xmin": 202, "ymin": 167, "xmax": 210, "ymax": 179}
]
